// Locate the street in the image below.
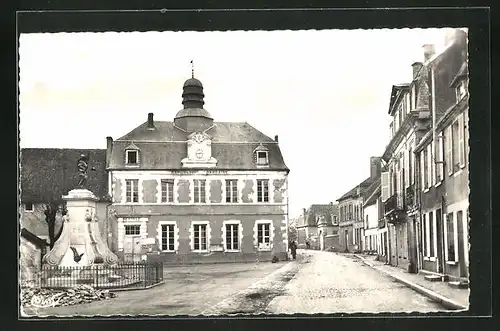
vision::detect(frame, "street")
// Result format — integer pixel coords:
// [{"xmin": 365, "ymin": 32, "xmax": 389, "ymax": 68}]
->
[
  {"xmin": 23, "ymin": 250, "xmax": 448, "ymax": 316},
  {"xmin": 265, "ymin": 250, "xmax": 447, "ymax": 314}
]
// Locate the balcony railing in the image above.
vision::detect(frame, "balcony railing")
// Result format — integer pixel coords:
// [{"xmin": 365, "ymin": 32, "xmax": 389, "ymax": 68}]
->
[{"xmin": 384, "ymin": 192, "xmax": 405, "ymax": 215}]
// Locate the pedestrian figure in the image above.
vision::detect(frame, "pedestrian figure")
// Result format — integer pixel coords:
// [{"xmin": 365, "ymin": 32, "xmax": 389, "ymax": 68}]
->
[
  {"xmin": 306, "ymin": 239, "xmax": 310, "ymax": 250},
  {"xmin": 290, "ymin": 240, "xmax": 297, "ymax": 260}
]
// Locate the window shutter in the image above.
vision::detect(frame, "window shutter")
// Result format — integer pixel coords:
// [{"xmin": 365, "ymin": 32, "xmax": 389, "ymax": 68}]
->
[
  {"xmin": 427, "ymin": 144, "xmax": 432, "ymax": 187},
  {"xmin": 420, "ymin": 151, "xmax": 425, "ymax": 191},
  {"xmin": 458, "ymin": 114, "xmax": 465, "ymax": 167},
  {"xmin": 446, "ymin": 126, "xmax": 453, "ymax": 175},
  {"xmin": 404, "ymin": 151, "xmax": 409, "ymax": 189},
  {"xmin": 381, "ymin": 172, "xmax": 389, "ymax": 202},
  {"xmin": 437, "ymin": 133, "xmax": 444, "ymax": 181}
]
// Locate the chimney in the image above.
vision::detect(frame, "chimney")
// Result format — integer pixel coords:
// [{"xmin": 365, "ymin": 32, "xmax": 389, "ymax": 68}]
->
[
  {"xmin": 147, "ymin": 113, "xmax": 155, "ymax": 130},
  {"xmin": 370, "ymin": 156, "xmax": 382, "ymax": 179},
  {"xmin": 423, "ymin": 44, "xmax": 436, "ymax": 62},
  {"xmin": 411, "ymin": 62, "xmax": 423, "ymax": 79},
  {"xmin": 106, "ymin": 136, "xmax": 113, "ymax": 166},
  {"xmin": 274, "ymin": 135, "xmax": 279, "ymax": 142}
]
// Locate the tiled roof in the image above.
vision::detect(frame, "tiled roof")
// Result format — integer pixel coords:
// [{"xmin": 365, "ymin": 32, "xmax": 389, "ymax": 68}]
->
[
  {"xmin": 111, "ymin": 121, "xmax": 288, "ymax": 171},
  {"xmin": 337, "ymin": 177, "xmax": 375, "ymax": 202},
  {"xmin": 304, "ymin": 204, "xmax": 339, "ymax": 227},
  {"xmin": 20, "ymin": 148, "xmax": 108, "ymax": 203}
]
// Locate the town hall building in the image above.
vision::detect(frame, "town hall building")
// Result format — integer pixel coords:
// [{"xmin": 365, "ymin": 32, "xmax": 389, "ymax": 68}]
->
[{"xmin": 106, "ymin": 75, "xmax": 290, "ymax": 264}]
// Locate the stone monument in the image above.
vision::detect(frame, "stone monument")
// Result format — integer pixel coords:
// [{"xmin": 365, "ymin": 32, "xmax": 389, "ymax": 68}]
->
[{"xmin": 43, "ymin": 154, "xmax": 118, "ymax": 267}]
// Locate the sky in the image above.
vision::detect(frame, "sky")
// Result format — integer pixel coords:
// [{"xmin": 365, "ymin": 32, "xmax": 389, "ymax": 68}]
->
[{"xmin": 19, "ymin": 29, "xmax": 457, "ymax": 218}]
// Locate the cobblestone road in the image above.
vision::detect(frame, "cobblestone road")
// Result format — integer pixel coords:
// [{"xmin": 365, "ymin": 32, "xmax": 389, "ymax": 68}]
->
[{"xmin": 266, "ymin": 250, "xmax": 449, "ymax": 314}]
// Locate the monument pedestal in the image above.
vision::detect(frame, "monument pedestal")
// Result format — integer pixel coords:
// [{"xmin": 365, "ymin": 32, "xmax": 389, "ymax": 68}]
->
[{"xmin": 43, "ymin": 189, "xmax": 118, "ymax": 267}]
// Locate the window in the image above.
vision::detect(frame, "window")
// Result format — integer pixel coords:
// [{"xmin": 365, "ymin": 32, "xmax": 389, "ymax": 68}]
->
[
  {"xmin": 24, "ymin": 202, "xmax": 33, "ymax": 212},
  {"xmin": 125, "ymin": 179, "xmax": 139, "ymax": 203},
  {"xmin": 225, "ymin": 179, "xmax": 238, "ymax": 203},
  {"xmin": 456, "ymin": 81, "xmax": 467, "ymax": 100},
  {"xmin": 333, "ymin": 216, "xmax": 338, "ymax": 225},
  {"xmin": 225, "ymin": 223, "xmax": 239, "ymax": 251},
  {"xmin": 126, "ymin": 150, "xmax": 139, "ymax": 165},
  {"xmin": 125, "ymin": 224, "xmax": 140, "ymax": 236},
  {"xmin": 389, "ymin": 122, "xmax": 394, "ymax": 139},
  {"xmin": 429, "ymin": 212, "xmax": 435, "ymax": 257},
  {"xmin": 257, "ymin": 179, "xmax": 269, "ymax": 203},
  {"xmin": 256, "ymin": 151, "xmax": 269, "ymax": 165},
  {"xmin": 161, "ymin": 224, "xmax": 175, "ymax": 251},
  {"xmin": 193, "ymin": 179, "xmax": 206, "ymax": 203},
  {"xmin": 446, "ymin": 213, "xmax": 457, "ymax": 262},
  {"xmin": 257, "ymin": 223, "xmax": 271, "ymax": 247},
  {"xmin": 161, "ymin": 179, "xmax": 174, "ymax": 203},
  {"xmin": 193, "ymin": 224, "xmax": 207, "ymax": 251}
]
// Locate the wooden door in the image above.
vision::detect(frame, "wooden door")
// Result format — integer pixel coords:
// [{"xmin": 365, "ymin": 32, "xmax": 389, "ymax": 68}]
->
[
  {"xmin": 123, "ymin": 236, "xmax": 142, "ymax": 262},
  {"xmin": 436, "ymin": 211, "xmax": 444, "ymax": 274}
]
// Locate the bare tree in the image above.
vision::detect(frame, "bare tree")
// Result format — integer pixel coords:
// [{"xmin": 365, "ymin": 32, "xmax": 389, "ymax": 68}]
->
[{"xmin": 43, "ymin": 201, "xmax": 66, "ymax": 250}]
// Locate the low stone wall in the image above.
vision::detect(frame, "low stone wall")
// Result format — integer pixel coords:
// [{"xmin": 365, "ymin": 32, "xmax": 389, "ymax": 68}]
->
[{"xmin": 145, "ymin": 251, "xmax": 288, "ymax": 265}]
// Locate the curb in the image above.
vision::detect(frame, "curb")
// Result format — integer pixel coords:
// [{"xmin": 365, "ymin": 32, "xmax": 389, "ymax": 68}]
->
[{"xmin": 354, "ymin": 255, "xmax": 468, "ymax": 311}]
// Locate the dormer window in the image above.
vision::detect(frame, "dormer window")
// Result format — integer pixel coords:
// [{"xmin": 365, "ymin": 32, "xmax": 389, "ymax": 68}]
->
[
  {"xmin": 257, "ymin": 151, "xmax": 268, "ymax": 165},
  {"xmin": 254, "ymin": 144, "xmax": 269, "ymax": 166},
  {"xmin": 456, "ymin": 80, "xmax": 467, "ymax": 101},
  {"xmin": 126, "ymin": 150, "xmax": 138, "ymax": 165},
  {"xmin": 125, "ymin": 142, "xmax": 140, "ymax": 166}
]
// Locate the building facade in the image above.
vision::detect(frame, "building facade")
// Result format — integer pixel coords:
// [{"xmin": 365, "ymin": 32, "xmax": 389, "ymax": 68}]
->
[
  {"xmin": 106, "ymin": 76, "xmax": 290, "ymax": 264},
  {"xmin": 380, "ymin": 74, "xmax": 429, "ymax": 272},
  {"xmin": 337, "ymin": 157, "xmax": 381, "ymax": 252},
  {"xmin": 414, "ymin": 29, "xmax": 469, "ymax": 282},
  {"xmin": 363, "ymin": 182, "xmax": 384, "ymax": 255}
]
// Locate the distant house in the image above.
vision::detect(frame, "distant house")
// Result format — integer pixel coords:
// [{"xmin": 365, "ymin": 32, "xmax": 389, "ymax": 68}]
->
[
  {"xmin": 362, "ymin": 181, "xmax": 386, "ymax": 259},
  {"xmin": 20, "ymin": 148, "xmax": 111, "ymax": 247},
  {"xmin": 297, "ymin": 203, "xmax": 339, "ymax": 250},
  {"xmin": 337, "ymin": 157, "xmax": 382, "ymax": 252}
]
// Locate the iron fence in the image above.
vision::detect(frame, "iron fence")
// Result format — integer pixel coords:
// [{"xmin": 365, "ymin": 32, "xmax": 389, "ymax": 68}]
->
[{"xmin": 21, "ymin": 262, "xmax": 164, "ymax": 290}]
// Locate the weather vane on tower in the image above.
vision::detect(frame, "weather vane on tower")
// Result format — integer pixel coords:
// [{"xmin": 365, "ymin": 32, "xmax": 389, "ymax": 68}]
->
[{"xmin": 190, "ymin": 60, "xmax": 194, "ymax": 78}]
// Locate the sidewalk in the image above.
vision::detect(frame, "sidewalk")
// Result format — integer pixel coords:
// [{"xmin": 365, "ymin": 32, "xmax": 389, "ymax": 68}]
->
[{"xmin": 354, "ymin": 254, "xmax": 469, "ymax": 311}]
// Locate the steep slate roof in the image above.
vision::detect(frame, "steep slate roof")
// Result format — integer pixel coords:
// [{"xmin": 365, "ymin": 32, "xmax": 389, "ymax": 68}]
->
[
  {"xmin": 20, "ymin": 148, "xmax": 109, "ymax": 203},
  {"xmin": 363, "ymin": 182, "xmax": 381, "ymax": 207},
  {"xmin": 110, "ymin": 121, "xmax": 288, "ymax": 171},
  {"xmin": 449, "ymin": 61, "xmax": 468, "ymax": 87},
  {"xmin": 304, "ymin": 204, "xmax": 339, "ymax": 227},
  {"xmin": 337, "ymin": 177, "xmax": 375, "ymax": 202}
]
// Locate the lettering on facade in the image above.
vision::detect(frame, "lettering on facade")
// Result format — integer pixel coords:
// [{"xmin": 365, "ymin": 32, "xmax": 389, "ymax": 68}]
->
[{"xmin": 170, "ymin": 170, "xmax": 228, "ymax": 175}]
